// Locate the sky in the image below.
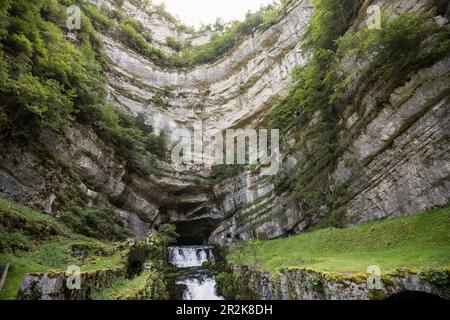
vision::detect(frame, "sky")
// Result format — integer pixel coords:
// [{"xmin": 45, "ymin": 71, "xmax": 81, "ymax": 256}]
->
[{"xmin": 153, "ymin": 0, "xmax": 276, "ymax": 28}]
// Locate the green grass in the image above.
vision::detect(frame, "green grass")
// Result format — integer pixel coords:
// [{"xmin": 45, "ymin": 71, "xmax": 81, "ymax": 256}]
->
[
  {"xmin": 228, "ymin": 207, "xmax": 450, "ymax": 274},
  {"xmin": 0, "ymin": 238, "xmax": 124, "ymax": 300},
  {"xmin": 0, "ymin": 199, "xmax": 125, "ymax": 300}
]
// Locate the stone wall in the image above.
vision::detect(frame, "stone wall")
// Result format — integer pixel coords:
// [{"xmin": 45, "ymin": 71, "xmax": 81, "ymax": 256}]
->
[
  {"xmin": 222, "ymin": 267, "xmax": 450, "ymax": 300},
  {"xmin": 18, "ymin": 269, "xmax": 124, "ymax": 300}
]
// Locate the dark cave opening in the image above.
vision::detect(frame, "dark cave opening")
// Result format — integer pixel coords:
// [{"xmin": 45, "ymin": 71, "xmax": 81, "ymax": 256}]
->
[
  {"xmin": 387, "ymin": 291, "xmax": 444, "ymax": 300},
  {"xmin": 126, "ymin": 246, "xmax": 149, "ymax": 278},
  {"xmin": 174, "ymin": 218, "xmax": 218, "ymax": 245},
  {"xmin": 128, "ymin": 260, "xmax": 143, "ymax": 278}
]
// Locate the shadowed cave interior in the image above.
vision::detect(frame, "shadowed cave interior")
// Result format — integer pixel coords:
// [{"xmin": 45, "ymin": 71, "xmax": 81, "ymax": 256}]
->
[{"xmin": 173, "ymin": 218, "xmax": 219, "ymax": 245}]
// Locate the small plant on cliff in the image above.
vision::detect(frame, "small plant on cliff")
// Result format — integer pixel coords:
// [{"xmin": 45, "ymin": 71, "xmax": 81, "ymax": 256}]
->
[{"xmin": 306, "ymin": 272, "xmax": 324, "ymax": 288}]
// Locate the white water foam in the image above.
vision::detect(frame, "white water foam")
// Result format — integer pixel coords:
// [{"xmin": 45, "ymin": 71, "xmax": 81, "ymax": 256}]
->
[
  {"xmin": 169, "ymin": 245, "xmax": 224, "ymax": 300},
  {"xmin": 177, "ymin": 276, "xmax": 224, "ymax": 300},
  {"xmin": 168, "ymin": 245, "xmax": 216, "ymax": 268}
]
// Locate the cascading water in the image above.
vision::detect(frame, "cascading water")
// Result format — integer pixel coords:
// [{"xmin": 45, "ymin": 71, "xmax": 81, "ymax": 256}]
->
[
  {"xmin": 168, "ymin": 246, "xmax": 224, "ymax": 300},
  {"xmin": 168, "ymin": 245, "xmax": 216, "ymax": 268}
]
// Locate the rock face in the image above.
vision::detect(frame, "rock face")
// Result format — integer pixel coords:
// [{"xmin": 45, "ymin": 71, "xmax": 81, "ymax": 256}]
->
[
  {"xmin": 208, "ymin": 0, "xmax": 450, "ymax": 244},
  {"xmin": 18, "ymin": 269, "xmax": 123, "ymax": 300},
  {"xmin": 0, "ymin": 0, "xmax": 314, "ymax": 242},
  {"xmin": 334, "ymin": 59, "xmax": 450, "ymax": 225},
  {"xmin": 224, "ymin": 267, "xmax": 450, "ymax": 300},
  {"xmin": 1, "ymin": 0, "xmax": 449, "ymax": 245}
]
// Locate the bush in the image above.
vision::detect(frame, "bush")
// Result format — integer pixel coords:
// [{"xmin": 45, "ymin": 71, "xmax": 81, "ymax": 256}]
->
[
  {"xmin": 92, "ymin": 105, "xmax": 165, "ymax": 174},
  {"xmin": 0, "ymin": 225, "xmax": 31, "ymax": 253},
  {"xmin": 0, "ymin": 0, "xmax": 106, "ymax": 140},
  {"xmin": 335, "ymin": 12, "xmax": 450, "ymax": 109},
  {"xmin": 166, "ymin": 36, "xmax": 183, "ymax": 52},
  {"xmin": 422, "ymin": 269, "xmax": 450, "ymax": 288},
  {"xmin": 210, "ymin": 164, "xmax": 246, "ymax": 183},
  {"xmin": 306, "ymin": 272, "xmax": 324, "ymax": 288},
  {"xmin": 268, "ymin": 2, "xmax": 450, "ymax": 227},
  {"xmin": 83, "ymin": 5, "xmax": 115, "ymax": 32},
  {"xmin": 60, "ymin": 205, "xmax": 126, "ymax": 241},
  {"xmin": 304, "ymin": 0, "xmax": 363, "ymax": 51}
]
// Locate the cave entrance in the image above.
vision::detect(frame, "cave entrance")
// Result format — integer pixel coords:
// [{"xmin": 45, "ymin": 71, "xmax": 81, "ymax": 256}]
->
[
  {"xmin": 128, "ymin": 260, "xmax": 143, "ymax": 278},
  {"xmin": 387, "ymin": 291, "xmax": 444, "ymax": 300},
  {"xmin": 126, "ymin": 246, "xmax": 149, "ymax": 278},
  {"xmin": 174, "ymin": 218, "xmax": 218, "ymax": 245}
]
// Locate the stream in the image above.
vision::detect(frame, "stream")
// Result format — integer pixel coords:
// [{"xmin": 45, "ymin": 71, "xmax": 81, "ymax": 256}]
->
[{"xmin": 168, "ymin": 246, "xmax": 224, "ymax": 300}]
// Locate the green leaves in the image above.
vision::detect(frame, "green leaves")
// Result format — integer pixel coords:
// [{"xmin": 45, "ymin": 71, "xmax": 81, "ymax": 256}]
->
[
  {"xmin": 2, "ymin": 74, "xmax": 74, "ymax": 134},
  {"xmin": 84, "ymin": 1, "xmax": 285, "ymax": 68},
  {"xmin": 0, "ymin": 0, "xmax": 165, "ymax": 179},
  {"xmin": 335, "ymin": 11, "xmax": 450, "ymax": 112},
  {"xmin": 5, "ymin": 33, "xmax": 33, "ymax": 56},
  {"xmin": 304, "ymin": 0, "xmax": 363, "ymax": 51},
  {"xmin": 157, "ymin": 224, "xmax": 179, "ymax": 246},
  {"xmin": 60, "ymin": 205, "xmax": 126, "ymax": 241},
  {"xmin": 0, "ymin": 0, "xmax": 104, "ymax": 139},
  {"xmin": 269, "ymin": 2, "xmax": 450, "ymax": 228},
  {"xmin": 268, "ymin": 0, "xmax": 365, "ymax": 221}
]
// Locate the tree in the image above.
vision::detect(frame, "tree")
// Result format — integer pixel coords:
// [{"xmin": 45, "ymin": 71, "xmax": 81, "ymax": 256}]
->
[
  {"xmin": 245, "ymin": 238, "xmax": 261, "ymax": 269},
  {"xmin": 213, "ymin": 18, "xmax": 225, "ymax": 32},
  {"xmin": 157, "ymin": 224, "xmax": 179, "ymax": 261},
  {"xmin": 229, "ymin": 240, "xmax": 246, "ymax": 265}
]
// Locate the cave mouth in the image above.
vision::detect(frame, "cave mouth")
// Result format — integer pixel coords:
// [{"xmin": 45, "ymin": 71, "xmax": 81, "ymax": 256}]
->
[
  {"xmin": 128, "ymin": 260, "xmax": 143, "ymax": 278},
  {"xmin": 174, "ymin": 218, "xmax": 218, "ymax": 245},
  {"xmin": 387, "ymin": 291, "xmax": 444, "ymax": 300}
]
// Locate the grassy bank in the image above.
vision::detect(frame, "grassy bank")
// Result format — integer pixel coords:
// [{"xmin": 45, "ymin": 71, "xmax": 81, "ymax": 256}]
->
[
  {"xmin": 228, "ymin": 207, "xmax": 450, "ymax": 274},
  {"xmin": 0, "ymin": 199, "xmax": 125, "ymax": 300}
]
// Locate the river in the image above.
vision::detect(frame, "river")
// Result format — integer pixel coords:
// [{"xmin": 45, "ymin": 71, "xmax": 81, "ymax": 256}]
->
[{"xmin": 168, "ymin": 245, "xmax": 224, "ymax": 300}]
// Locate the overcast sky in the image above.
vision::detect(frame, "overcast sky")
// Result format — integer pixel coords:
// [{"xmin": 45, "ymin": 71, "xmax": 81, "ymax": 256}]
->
[{"xmin": 153, "ymin": 0, "xmax": 276, "ymax": 28}]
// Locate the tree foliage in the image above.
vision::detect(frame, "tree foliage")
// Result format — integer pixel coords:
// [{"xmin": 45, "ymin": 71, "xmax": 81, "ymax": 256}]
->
[{"xmin": 0, "ymin": 0, "xmax": 104, "ymax": 139}]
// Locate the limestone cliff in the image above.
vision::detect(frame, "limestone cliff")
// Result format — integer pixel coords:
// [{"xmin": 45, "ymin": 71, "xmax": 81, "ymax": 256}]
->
[{"xmin": 0, "ymin": 0, "xmax": 449, "ymax": 246}]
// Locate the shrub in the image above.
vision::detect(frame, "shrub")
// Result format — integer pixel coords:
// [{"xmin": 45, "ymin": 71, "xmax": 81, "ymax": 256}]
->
[
  {"xmin": 83, "ymin": 5, "xmax": 115, "ymax": 32},
  {"xmin": 306, "ymin": 272, "xmax": 324, "ymax": 288},
  {"xmin": 84, "ymin": 1, "xmax": 286, "ymax": 68},
  {"xmin": 166, "ymin": 36, "xmax": 183, "ymax": 52},
  {"xmin": 422, "ymin": 269, "xmax": 450, "ymax": 288},
  {"xmin": 335, "ymin": 12, "xmax": 450, "ymax": 110},
  {"xmin": 268, "ymin": 2, "xmax": 450, "ymax": 228},
  {"xmin": 60, "ymin": 205, "xmax": 126, "ymax": 241},
  {"xmin": 0, "ymin": 0, "xmax": 106, "ymax": 140}
]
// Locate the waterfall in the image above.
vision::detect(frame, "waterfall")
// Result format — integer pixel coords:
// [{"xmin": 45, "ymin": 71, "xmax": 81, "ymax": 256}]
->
[
  {"xmin": 177, "ymin": 274, "xmax": 224, "ymax": 300},
  {"xmin": 168, "ymin": 245, "xmax": 224, "ymax": 300},
  {"xmin": 167, "ymin": 245, "xmax": 216, "ymax": 268}
]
